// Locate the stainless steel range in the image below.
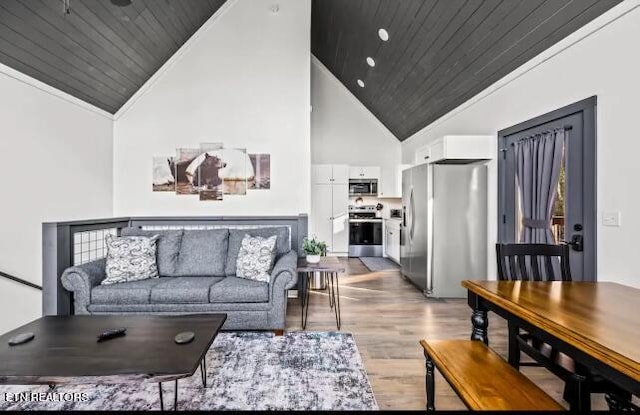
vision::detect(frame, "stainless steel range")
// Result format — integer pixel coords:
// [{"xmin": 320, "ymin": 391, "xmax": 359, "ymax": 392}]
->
[{"xmin": 348, "ymin": 205, "xmax": 383, "ymax": 257}]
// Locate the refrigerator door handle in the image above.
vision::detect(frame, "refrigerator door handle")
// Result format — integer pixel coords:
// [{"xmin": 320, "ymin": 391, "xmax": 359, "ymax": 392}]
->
[{"xmin": 409, "ymin": 188, "xmax": 415, "ymax": 240}]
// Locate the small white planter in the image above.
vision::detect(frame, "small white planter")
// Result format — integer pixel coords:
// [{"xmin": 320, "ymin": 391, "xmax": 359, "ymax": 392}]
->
[{"xmin": 306, "ymin": 254, "xmax": 321, "ymax": 264}]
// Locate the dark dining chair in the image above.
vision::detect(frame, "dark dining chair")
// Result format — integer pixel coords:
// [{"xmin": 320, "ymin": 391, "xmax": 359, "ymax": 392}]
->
[{"xmin": 496, "ymin": 243, "xmax": 632, "ymax": 411}]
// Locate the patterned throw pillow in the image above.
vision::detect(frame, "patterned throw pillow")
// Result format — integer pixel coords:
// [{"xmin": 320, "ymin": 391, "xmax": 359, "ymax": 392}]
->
[
  {"xmin": 102, "ymin": 234, "xmax": 160, "ymax": 285},
  {"xmin": 236, "ymin": 235, "xmax": 277, "ymax": 283}
]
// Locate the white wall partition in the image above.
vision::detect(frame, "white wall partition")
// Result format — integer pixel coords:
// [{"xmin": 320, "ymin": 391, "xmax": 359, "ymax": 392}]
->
[
  {"xmin": 113, "ymin": 0, "xmax": 311, "ymax": 217},
  {"xmin": 0, "ymin": 64, "xmax": 114, "ymax": 334},
  {"xmin": 311, "ymin": 56, "xmax": 401, "ymax": 178},
  {"xmin": 401, "ymin": 1, "xmax": 640, "ymax": 287}
]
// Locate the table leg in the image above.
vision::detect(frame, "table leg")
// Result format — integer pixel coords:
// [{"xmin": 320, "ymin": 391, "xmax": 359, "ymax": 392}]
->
[
  {"xmin": 174, "ymin": 379, "xmax": 178, "ymax": 411},
  {"xmin": 330, "ymin": 272, "xmax": 341, "ymax": 330},
  {"xmin": 326, "ymin": 272, "xmax": 334, "ymax": 309},
  {"xmin": 425, "ymin": 355, "xmax": 435, "ymax": 411},
  {"xmin": 302, "ymin": 273, "xmax": 311, "ymax": 329},
  {"xmin": 468, "ymin": 291, "xmax": 488, "ymax": 345},
  {"xmin": 200, "ymin": 358, "xmax": 207, "ymax": 388},
  {"xmin": 471, "ymin": 309, "xmax": 488, "ymax": 344}
]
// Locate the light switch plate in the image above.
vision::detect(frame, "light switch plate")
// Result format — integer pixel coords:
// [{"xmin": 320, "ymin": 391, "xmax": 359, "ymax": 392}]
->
[{"xmin": 602, "ymin": 211, "xmax": 621, "ymax": 227}]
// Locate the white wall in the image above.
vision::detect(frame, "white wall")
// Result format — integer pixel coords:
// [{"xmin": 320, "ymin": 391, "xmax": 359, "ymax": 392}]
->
[
  {"xmin": 113, "ymin": 0, "xmax": 311, "ymax": 217},
  {"xmin": 311, "ymin": 56, "xmax": 401, "ymax": 175},
  {"xmin": 0, "ymin": 64, "xmax": 113, "ymax": 334},
  {"xmin": 402, "ymin": 1, "xmax": 640, "ymax": 287}
]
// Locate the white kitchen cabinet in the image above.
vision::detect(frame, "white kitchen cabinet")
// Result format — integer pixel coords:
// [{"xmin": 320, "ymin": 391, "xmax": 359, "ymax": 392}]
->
[
  {"xmin": 349, "ymin": 166, "xmax": 380, "ymax": 180},
  {"xmin": 384, "ymin": 220, "xmax": 401, "ymax": 263},
  {"xmin": 332, "ymin": 164, "xmax": 350, "ymax": 184},
  {"xmin": 310, "ymin": 174, "xmax": 349, "ymax": 255},
  {"xmin": 310, "ymin": 184, "xmax": 333, "ymax": 248},
  {"xmin": 312, "ymin": 165, "xmax": 332, "ymax": 184},
  {"xmin": 312, "ymin": 164, "xmax": 349, "ymax": 184},
  {"xmin": 379, "ymin": 164, "xmax": 412, "ymax": 198},
  {"xmin": 331, "ymin": 184, "xmax": 349, "ymax": 253},
  {"xmin": 415, "ymin": 135, "xmax": 493, "ymax": 165}
]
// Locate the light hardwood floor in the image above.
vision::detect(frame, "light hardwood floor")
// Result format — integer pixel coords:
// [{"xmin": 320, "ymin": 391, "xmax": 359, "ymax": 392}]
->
[{"xmin": 286, "ymin": 257, "xmax": 609, "ymax": 411}]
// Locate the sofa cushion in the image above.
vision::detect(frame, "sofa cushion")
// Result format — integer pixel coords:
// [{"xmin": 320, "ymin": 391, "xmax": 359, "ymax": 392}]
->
[
  {"xmin": 175, "ymin": 229, "xmax": 229, "ymax": 277},
  {"xmin": 225, "ymin": 227, "xmax": 289, "ymax": 277},
  {"xmin": 92, "ymin": 278, "xmax": 163, "ymax": 305},
  {"xmin": 150, "ymin": 277, "xmax": 224, "ymax": 304},
  {"xmin": 209, "ymin": 276, "xmax": 269, "ymax": 303},
  {"xmin": 120, "ymin": 228, "xmax": 183, "ymax": 276}
]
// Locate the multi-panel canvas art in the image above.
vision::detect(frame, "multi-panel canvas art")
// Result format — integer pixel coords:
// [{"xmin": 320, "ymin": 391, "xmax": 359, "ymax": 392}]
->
[
  {"xmin": 249, "ymin": 154, "xmax": 270, "ymax": 189},
  {"xmin": 152, "ymin": 143, "xmax": 271, "ymax": 201},
  {"xmin": 152, "ymin": 157, "xmax": 175, "ymax": 192}
]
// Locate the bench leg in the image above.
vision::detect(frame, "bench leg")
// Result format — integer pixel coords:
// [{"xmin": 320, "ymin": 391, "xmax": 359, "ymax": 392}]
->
[{"xmin": 425, "ymin": 355, "xmax": 435, "ymax": 412}]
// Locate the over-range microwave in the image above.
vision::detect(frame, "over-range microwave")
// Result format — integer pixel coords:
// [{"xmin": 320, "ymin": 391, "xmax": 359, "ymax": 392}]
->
[{"xmin": 349, "ymin": 179, "xmax": 378, "ymax": 196}]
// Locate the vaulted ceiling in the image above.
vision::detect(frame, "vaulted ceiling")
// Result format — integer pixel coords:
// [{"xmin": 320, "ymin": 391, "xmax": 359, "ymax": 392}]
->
[
  {"xmin": 312, "ymin": 0, "xmax": 622, "ymax": 140},
  {"xmin": 0, "ymin": 0, "xmax": 225, "ymax": 113},
  {"xmin": 0, "ymin": 1, "xmax": 623, "ymax": 131}
]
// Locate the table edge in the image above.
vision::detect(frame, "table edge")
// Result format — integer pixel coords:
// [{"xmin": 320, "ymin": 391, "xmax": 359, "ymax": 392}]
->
[{"xmin": 462, "ymin": 280, "xmax": 640, "ymax": 382}]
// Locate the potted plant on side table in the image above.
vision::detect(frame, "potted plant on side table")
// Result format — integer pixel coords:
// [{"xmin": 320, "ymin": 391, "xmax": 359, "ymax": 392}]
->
[{"xmin": 302, "ymin": 236, "xmax": 327, "ymax": 264}]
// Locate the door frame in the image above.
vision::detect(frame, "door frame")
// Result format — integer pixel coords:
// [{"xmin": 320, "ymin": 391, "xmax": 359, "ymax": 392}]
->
[{"xmin": 497, "ymin": 96, "xmax": 597, "ymax": 280}]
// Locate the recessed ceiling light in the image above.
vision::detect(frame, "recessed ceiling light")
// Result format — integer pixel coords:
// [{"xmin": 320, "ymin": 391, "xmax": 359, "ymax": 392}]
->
[
  {"xmin": 366, "ymin": 57, "xmax": 376, "ymax": 67},
  {"xmin": 357, "ymin": 79, "xmax": 365, "ymax": 88},
  {"xmin": 378, "ymin": 28, "xmax": 389, "ymax": 41}
]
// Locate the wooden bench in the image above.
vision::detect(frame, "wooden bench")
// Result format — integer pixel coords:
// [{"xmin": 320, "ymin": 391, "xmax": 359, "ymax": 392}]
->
[{"xmin": 420, "ymin": 339, "xmax": 564, "ymax": 411}]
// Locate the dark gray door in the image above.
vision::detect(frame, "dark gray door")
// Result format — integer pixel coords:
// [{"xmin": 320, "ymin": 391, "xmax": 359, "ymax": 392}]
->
[{"xmin": 498, "ymin": 97, "xmax": 597, "ymax": 281}]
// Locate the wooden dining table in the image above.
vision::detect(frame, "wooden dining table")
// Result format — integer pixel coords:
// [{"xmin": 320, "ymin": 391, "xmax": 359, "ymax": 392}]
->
[{"xmin": 462, "ymin": 280, "xmax": 640, "ymax": 405}]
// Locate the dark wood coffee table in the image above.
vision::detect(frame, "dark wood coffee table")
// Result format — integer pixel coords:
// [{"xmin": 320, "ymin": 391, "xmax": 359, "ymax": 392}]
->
[{"xmin": 0, "ymin": 314, "xmax": 226, "ymax": 410}]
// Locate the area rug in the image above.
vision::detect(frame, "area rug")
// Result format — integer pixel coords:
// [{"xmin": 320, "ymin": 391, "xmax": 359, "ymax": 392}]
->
[
  {"xmin": 360, "ymin": 257, "xmax": 400, "ymax": 272},
  {"xmin": 0, "ymin": 331, "xmax": 377, "ymax": 411}
]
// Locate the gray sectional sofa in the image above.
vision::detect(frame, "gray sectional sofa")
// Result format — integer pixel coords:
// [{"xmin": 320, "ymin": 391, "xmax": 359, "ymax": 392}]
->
[{"xmin": 60, "ymin": 226, "xmax": 298, "ymax": 331}]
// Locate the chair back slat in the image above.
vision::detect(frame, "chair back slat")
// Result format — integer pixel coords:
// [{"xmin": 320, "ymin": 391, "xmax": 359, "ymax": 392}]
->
[
  {"xmin": 530, "ymin": 255, "xmax": 542, "ymax": 281},
  {"xmin": 495, "ymin": 243, "xmax": 572, "ymax": 282},
  {"xmin": 544, "ymin": 256, "xmax": 555, "ymax": 281},
  {"xmin": 508, "ymin": 255, "xmax": 520, "ymax": 281},
  {"xmin": 517, "ymin": 255, "xmax": 528, "ymax": 282}
]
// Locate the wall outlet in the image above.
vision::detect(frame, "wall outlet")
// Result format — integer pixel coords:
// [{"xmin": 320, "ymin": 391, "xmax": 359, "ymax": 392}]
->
[{"xmin": 602, "ymin": 211, "xmax": 621, "ymax": 227}]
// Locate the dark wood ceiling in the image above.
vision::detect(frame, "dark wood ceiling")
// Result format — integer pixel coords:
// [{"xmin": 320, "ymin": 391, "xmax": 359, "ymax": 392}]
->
[
  {"xmin": 312, "ymin": 0, "xmax": 622, "ymax": 141},
  {"xmin": 0, "ymin": 0, "xmax": 225, "ymax": 113}
]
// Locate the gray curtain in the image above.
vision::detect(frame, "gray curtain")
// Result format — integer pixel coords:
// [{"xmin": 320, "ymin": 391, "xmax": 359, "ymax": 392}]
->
[{"xmin": 515, "ymin": 128, "xmax": 565, "ymax": 244}]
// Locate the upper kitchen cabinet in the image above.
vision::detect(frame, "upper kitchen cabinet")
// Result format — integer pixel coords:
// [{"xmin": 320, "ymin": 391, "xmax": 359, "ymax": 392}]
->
[
  {"xmin": 312, "ymin": 164, "xmax": 350, "ymax": 184},
  {"xmin": 349, "ymin": 166, "xmax": 381, "ymax": 180},
  {"xmin": 379, "ymin": 164, "xmax": 412, "ymax": 198},
  {"xmin": 415, "ymin": 135, "xmax": 494, "ymax": 165}
]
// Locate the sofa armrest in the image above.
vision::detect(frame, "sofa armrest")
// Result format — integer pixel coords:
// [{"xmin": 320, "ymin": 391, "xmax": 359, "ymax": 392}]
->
[
  {"xmin": 60, "ymin": 258, "xmax": 107, "ymax": 314},
  {"xmin": 270, "ymin": 250, "xmax": 298, "ymax": 295}
]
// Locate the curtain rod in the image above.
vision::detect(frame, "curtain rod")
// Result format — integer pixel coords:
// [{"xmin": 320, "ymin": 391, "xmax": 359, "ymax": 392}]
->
[{"xmin": 510, "ymin": 125, "xmax": 572, "ymax": 145}]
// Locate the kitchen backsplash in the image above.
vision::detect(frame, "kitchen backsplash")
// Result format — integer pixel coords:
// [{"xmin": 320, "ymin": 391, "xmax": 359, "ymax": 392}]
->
[{"xmin": 349, "ymin": 196, "xmax": 401, "ymax": 219}]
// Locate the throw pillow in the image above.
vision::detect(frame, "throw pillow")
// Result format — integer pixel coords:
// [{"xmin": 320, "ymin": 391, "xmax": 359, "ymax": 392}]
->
[
  {"xmin": 236, "ymin": 235, "xmax": 277, "ymax": 283},
  {"xmin": 102, "ymin": 234, "xmax": 160, "ymax": 285}
]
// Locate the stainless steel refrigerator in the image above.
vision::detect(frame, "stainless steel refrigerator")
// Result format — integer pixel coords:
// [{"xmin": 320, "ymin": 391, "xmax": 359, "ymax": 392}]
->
[{"xmin": 401, "ymin": 163, "xmax": 487, "ymax": 298}]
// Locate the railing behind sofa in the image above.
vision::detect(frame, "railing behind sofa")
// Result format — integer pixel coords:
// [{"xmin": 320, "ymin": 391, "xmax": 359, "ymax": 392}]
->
[{"xmin": 42, "ymin": 215, "xmax": 308, "ymax": 316}]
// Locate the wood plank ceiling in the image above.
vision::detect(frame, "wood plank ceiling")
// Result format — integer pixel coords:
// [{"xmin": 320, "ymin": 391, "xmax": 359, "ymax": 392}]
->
[
  {"xmin": 312, "ymin": 0, "xmax": 622, "ymax": 141},
  {"xmin": 0, "ymin": 0, "xmax": 226, "ymax": 113}
]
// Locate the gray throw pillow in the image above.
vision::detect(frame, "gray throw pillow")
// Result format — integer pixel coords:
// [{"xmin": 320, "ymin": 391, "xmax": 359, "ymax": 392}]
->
[
  {"xmin": 236, "ymin": 235, "xmax": 277, "ymax": 283},
  {"xmin": 102, "ymin": 234, "xmax": 160, "ymax": 285}
]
